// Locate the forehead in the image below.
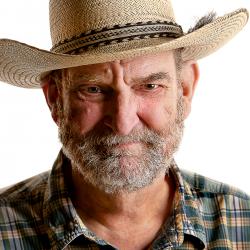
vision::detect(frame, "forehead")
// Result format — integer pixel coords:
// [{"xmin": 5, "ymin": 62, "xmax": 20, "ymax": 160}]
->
[{"xmin": 66, "ymin": 51, "xmax": 176, "ymax": 80}]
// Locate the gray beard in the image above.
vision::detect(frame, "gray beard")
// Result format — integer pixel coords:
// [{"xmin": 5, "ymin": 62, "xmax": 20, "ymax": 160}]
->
[{"xmin": 58, "ymin": 96, "xmax": 184, "ymax": 194}]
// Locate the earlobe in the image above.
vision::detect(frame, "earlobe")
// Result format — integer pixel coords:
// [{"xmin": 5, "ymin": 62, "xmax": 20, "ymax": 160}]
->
[
  {"xmin": 41, "ymin": 79, "xmax": 59, "ymax": 124},
  {"xmin": 180, "ymin": 60, "xmax": 199, "ymax": 118}
]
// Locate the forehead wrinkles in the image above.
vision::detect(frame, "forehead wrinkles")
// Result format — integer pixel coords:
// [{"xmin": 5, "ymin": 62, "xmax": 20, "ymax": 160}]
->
[
  {"xmin": 60, "ymin": 68, "xmax": 103, "ymax": 90},
  {"xmin": 67, "ymin": 65, "xmax": 114, "ymax": 84}
]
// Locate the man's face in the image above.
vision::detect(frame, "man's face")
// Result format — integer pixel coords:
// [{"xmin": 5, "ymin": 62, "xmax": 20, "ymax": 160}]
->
[{"xmin": 55, "ymin": 51, "xmax": 187, "ymax": 193}]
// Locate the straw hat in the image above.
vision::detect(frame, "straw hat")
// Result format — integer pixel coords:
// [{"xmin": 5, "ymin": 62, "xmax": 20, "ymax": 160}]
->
[{"xmin": 0, "ymin": 0, "xmax": 248, "ymax": 88}]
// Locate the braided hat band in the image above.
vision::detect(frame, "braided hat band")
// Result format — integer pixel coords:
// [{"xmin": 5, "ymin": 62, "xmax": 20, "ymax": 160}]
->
[
  {"xmin": 52, "ymin": 21, "xmax": 183, "ymax": 54},
  {"xmin": 0, "ymin": 0, "xmax": 248, "ymax": 88}
]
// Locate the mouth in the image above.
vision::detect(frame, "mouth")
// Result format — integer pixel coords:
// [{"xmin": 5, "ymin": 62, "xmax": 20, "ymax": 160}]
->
[
  {"xmin": 99, "ymin": 141, "xmax": 144, "ymax": 157},
  {"xmin": 112, "ymin": 141, "xmax": 141, "ymax": 148}
]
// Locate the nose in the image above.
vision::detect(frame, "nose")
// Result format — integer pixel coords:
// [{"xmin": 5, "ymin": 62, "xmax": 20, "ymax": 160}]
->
[{"xmin": 104, "ymin": 89, "xmax": 139, "ymax": 135}]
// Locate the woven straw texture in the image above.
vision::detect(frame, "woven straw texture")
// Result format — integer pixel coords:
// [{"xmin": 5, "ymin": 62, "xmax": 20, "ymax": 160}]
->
[{"xmin": 0, "ymin": 0, "xmax": 248, "ymax": 88}]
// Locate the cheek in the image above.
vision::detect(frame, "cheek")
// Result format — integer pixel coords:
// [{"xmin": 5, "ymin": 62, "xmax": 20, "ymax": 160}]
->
[
  {"xmin": 139, "ymin": 97, "xmax": 177, "ymax": 132},
  {"xmin": 65, "ymin": 99, "xmax": 105, "ymax": 134}
]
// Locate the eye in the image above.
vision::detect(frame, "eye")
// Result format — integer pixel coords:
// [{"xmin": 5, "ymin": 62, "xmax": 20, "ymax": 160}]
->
[
  {"xmin": 74, "ymin": 85, "xmax": 110, "ymax": 102},
  {"xmin": 138, "ymin": 83, "xmax": 162, "ymax": 92},
  {"xmin": 86, "ymin": 86, "xmax": 102, "ymax": 93},
  {"xmin": 143, "ymin": 83, "xmax": 159, "ymax": 90},
  {"xmin": 77, "ymin": 85, "xmax": 103, "ymax": 95},
  {"xmin": 133, "ymin": 83, "xmax": 165, "ymax": 96}
]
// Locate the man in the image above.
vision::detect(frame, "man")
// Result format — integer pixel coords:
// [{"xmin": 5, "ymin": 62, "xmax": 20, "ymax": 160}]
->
[{"xmin": 0, "ymin": 0, "xmax": 249, "ymax": 249}]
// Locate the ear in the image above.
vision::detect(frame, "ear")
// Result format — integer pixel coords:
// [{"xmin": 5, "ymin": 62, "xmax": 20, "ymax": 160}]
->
[
  {"xmin": 180, "ymin": 60, "xmax": 199, "ymax": 119},
  {"xmin": 41, "ymin": 78, "xmax": 60, "ymax": 124}
]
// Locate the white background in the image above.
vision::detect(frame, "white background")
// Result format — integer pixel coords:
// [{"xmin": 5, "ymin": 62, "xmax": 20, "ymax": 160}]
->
[{"xmin": 0, "ymin": 0, "xmax": 249, "ymax": 192}]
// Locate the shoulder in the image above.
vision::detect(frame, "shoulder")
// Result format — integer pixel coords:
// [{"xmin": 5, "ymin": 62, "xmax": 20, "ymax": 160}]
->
[
  {"xmin": 0, "ymin": 171, "xmax": 51, "ymax": 248},
  {"xmin": 180, "ymin": 168, "xmax": 250, "ymax": 202},
  {"xmin": 178, "ymin": 169, "xmax": 250, "ymax": 246},
  {"xmin": 0, "ymin": 171, "xmax": 50, "ymax": 205}
]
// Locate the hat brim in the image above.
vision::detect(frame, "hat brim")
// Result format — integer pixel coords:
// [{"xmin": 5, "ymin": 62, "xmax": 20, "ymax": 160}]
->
[{"xmin": 0, "ymin": 8, "xmax": 248, "ymax": 88}]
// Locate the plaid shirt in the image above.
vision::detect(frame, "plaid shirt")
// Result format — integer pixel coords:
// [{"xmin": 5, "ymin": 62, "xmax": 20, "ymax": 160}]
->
[{"xmin": 0, "ymin": 151, "xmax": 250, "ymax": 250}]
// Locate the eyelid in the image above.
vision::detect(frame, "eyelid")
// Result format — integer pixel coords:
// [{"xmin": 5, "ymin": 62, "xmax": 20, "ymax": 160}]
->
[
  {"xmin": 85, "ymin": 85, "xmax": 101, "ymax": 91},
  {"xmin": 134, "ymin": 83, "xmax": 162, "ymax": 90},
  {"xmin": 73, "ymin": 84, "xmax": 113, "ymax": 102},
  {"xmin": 77, "ymin": 84, "xmax": 103, "ymax": 91}
]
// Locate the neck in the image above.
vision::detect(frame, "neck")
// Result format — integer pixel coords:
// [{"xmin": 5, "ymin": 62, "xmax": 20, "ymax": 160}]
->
[{"xmin": 70, "ymin": 167, "xmax": 176, "ymax": 231}]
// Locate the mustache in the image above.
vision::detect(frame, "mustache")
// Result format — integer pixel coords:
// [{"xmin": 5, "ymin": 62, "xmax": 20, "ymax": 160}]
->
[{"xmin": 74, "ymin": 127, "xmax": 166, "ymax": 147}]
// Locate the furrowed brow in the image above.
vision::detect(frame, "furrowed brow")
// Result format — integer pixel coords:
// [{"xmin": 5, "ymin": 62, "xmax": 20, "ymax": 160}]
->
[
  {"xmin": 69, "ymin": 73, "xmax": 103, "ymax": 83},
  {"xmin": 65, "ymin": 72, "xmax": 104, "ymax": 91},
  {"xmin": 134, "ymin": 72, "xmax": 172, "ymax": 84}
]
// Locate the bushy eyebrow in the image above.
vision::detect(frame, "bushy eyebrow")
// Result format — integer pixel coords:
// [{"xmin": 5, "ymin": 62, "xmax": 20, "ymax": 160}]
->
[
  {"xmin": 133, "ymin": 72, "xmax": 172, "ymax": 84},
  {"xmin": 68, "ymin": 71, "xmax": 172, "ymax": 86}
]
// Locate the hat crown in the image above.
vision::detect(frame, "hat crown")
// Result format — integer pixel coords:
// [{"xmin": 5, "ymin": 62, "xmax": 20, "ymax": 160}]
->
[
  {"xmin": 49, "ymin": 0, "xmax": 176, "ymax": 48},
  {"xmin": 0, "ymin": 1, "xmax": 248, "ymax": 88}
]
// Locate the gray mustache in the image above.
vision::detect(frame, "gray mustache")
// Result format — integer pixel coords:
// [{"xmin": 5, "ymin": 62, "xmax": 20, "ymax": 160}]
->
[{"xmin": 84, "ymin": 129, "xmax": 166, "ymax": 146}]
